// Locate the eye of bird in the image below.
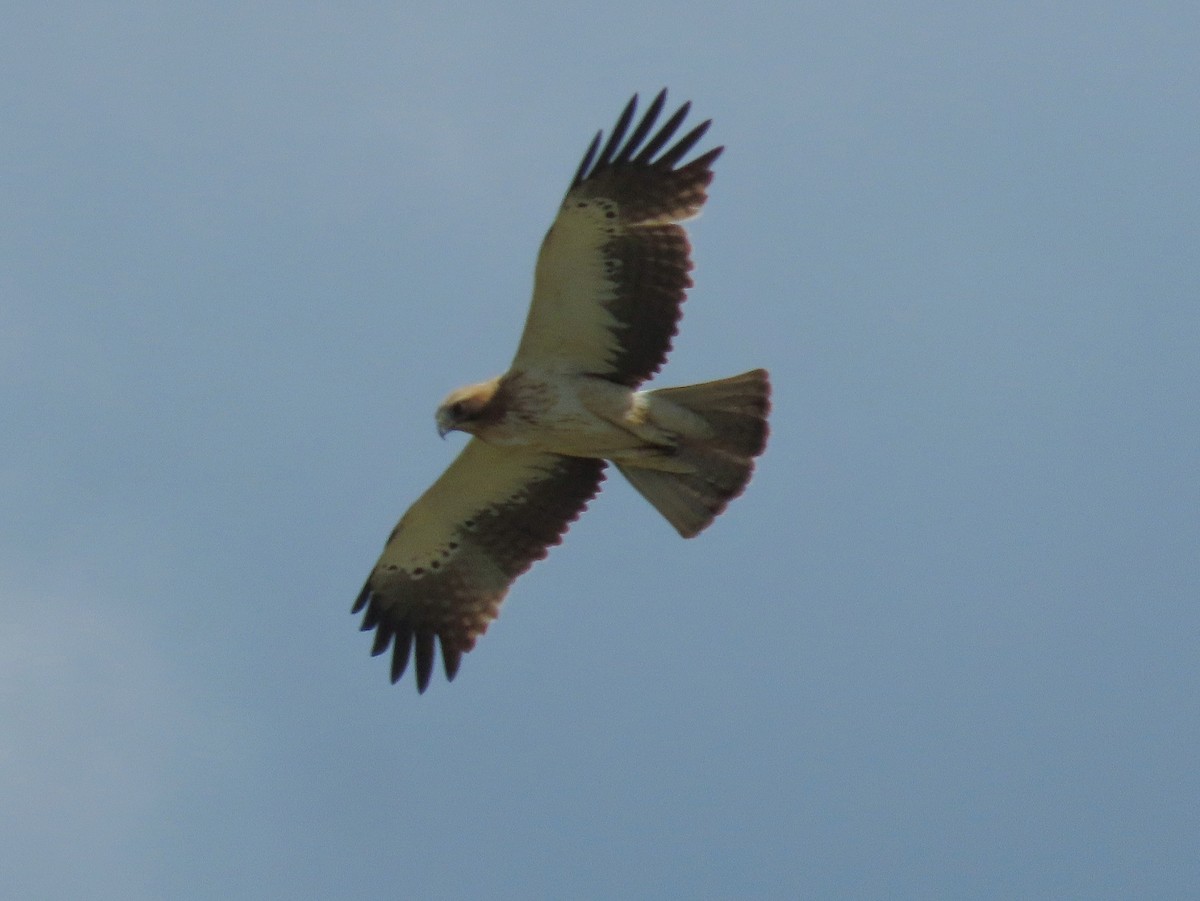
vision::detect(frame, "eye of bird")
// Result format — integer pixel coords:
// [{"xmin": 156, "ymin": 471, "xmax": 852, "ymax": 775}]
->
[{"xmin": 450, "ymin": 401, "xmax": 466, "ymax": 418}]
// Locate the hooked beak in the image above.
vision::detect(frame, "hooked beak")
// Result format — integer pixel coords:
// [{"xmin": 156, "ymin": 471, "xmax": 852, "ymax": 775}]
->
[{"xmin": 436, "ymin": 411, "xmax": 454, "ymax": 439}]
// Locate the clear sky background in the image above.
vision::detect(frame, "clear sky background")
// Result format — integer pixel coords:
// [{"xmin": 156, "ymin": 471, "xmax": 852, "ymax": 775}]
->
[{"xmin": 3, "ymin": 3, "xmax": 1197, "ymax": 899}]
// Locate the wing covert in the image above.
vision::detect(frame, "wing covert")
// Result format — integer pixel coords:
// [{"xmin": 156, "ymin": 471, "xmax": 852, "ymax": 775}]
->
[{"xmin": 512, "ymin": 90, "xmax": 723, "ymax": 387}]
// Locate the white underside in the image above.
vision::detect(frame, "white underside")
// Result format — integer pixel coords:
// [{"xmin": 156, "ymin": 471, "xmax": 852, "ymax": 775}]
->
[{"xmin": 481, "ymin": 370, "xmax": 711, "ymax": 467}]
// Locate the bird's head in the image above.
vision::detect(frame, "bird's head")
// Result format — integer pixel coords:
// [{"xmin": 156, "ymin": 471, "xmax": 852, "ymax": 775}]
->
[{"xmin": 435, "ymin": 378, "xmax": 501, "ymax": 438}]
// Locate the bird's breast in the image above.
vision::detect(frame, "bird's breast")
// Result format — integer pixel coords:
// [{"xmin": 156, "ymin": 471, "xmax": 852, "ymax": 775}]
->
[{"xmin": 473, "ymin": 370, "xmax": 644, "ymax": 457}]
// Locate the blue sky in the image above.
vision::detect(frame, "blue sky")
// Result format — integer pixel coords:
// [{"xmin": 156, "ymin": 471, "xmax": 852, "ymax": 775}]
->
[{"xmin": 3, "ymin": 3, "xmax": 1198, "ymax": 898}]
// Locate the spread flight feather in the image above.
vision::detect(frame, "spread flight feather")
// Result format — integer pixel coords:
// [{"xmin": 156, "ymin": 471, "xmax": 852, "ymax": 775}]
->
[{"xmin": 355, "ymin": 90, "xmax": 771, "ymax": 692}]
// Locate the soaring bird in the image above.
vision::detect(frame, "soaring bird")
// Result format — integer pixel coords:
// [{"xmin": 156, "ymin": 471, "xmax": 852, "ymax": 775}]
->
[{"xmin": 354, "ymin": 91, "xmax": 770, "ymax": 691}]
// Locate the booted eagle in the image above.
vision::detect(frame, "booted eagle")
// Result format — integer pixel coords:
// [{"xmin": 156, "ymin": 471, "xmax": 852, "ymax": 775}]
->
[{"xmin": 354, "ymin": 91, "xmax": 771, "ymax": 691}]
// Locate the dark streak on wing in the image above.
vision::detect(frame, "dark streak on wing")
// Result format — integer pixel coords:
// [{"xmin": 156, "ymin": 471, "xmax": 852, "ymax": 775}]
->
[
  {"xmin": 568, "ymin": 90, "xmax": 723, "ymax": 387},
  {"xmin": 352, "ymin": 455, "xmax": 607, "ymax": 693}
]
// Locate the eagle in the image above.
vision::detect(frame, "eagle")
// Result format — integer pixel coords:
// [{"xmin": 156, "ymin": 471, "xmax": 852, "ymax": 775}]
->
[{"xmin": 354, "ymin": 90, "xmax": 771, "ymax": 691}]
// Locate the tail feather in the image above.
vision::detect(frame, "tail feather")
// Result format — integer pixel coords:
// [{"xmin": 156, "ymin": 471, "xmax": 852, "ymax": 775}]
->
[{"xmin": 617, "ymin": 369, "xmax": 770, "ymax": 538}]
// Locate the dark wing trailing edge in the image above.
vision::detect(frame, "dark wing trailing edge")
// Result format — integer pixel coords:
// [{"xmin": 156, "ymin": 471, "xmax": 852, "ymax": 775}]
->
[
  {"xmin": 514, "ymin": 90, "xmax": 724, "ymax": 388},
  {"xmin": 353, "ymin": 443, "xmax": 607, "ymax": 693}
]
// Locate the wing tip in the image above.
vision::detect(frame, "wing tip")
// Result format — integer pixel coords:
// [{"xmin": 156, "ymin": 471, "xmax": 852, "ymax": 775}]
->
[
  {"xmin": 569, "ymin": 89, "xmax": 719, "ymax": 189},
  {"xmin": 351, "ymin": 578, "xmax": 372, "ymax": 614},
  {"xmin": 359, "ymin": 602, "xmax": 471, "ymax": 693},
  {"xmin": 441, "ymin": 636, "xmax": 463, "ymax": 683}
]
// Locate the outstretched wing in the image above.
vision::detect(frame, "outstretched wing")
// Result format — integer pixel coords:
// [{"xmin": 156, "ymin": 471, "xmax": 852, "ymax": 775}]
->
[
  {"xmin": 511, "ymin": 90, "xmax": 723, "ymax": 388},
  {"xmin": 353, "ymin": 440, "xmax": 606, "ymax": 692}
]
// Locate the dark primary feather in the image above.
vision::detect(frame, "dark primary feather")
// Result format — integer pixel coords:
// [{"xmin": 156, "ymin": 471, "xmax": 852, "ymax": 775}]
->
[
  {"xmin": 633, "ymin": 100, "xmax": 692, "ymax": 164},
  {"xmin": 593, "ymin": 94, "xmax": 637, "ymax": 171},
  {"xmin": 613, "ymin": 91, "xmax": 666, "ymax": 166},
  {"xmin": 570, "ymin": 89, "xmax": 722, "ymax": 190}
]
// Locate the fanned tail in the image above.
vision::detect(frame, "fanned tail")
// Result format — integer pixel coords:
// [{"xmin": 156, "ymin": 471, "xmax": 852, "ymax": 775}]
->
[{"xmin": 616, "ymin": 369, "xmax": 770, "ymax": 538}]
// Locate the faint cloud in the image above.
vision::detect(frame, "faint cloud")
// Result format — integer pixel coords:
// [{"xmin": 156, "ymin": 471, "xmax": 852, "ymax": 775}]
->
[{"xmin": 0, "ymin": 584, "xmax": 210, "ymax": 899}]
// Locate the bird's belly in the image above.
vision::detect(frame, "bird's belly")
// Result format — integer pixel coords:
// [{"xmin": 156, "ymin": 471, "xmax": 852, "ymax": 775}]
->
[
  {"xmin": 475, "ymin": 371, "xmax": 665, "ymax": 458},
  {"xmin": 481, "ymin": 413, "xmax": 642, "ymax": 457}
]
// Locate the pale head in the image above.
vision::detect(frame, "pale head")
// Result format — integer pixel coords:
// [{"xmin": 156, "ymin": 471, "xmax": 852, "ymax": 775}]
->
[{"xmin": 435, "ymin": 378, "xmax": 501, "ymax": 438}]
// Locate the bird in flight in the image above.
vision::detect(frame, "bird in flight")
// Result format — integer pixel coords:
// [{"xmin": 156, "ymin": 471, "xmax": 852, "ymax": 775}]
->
[{"xmin": 354, "ymin": 90, "xmax": 771, "ymax": 691}]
